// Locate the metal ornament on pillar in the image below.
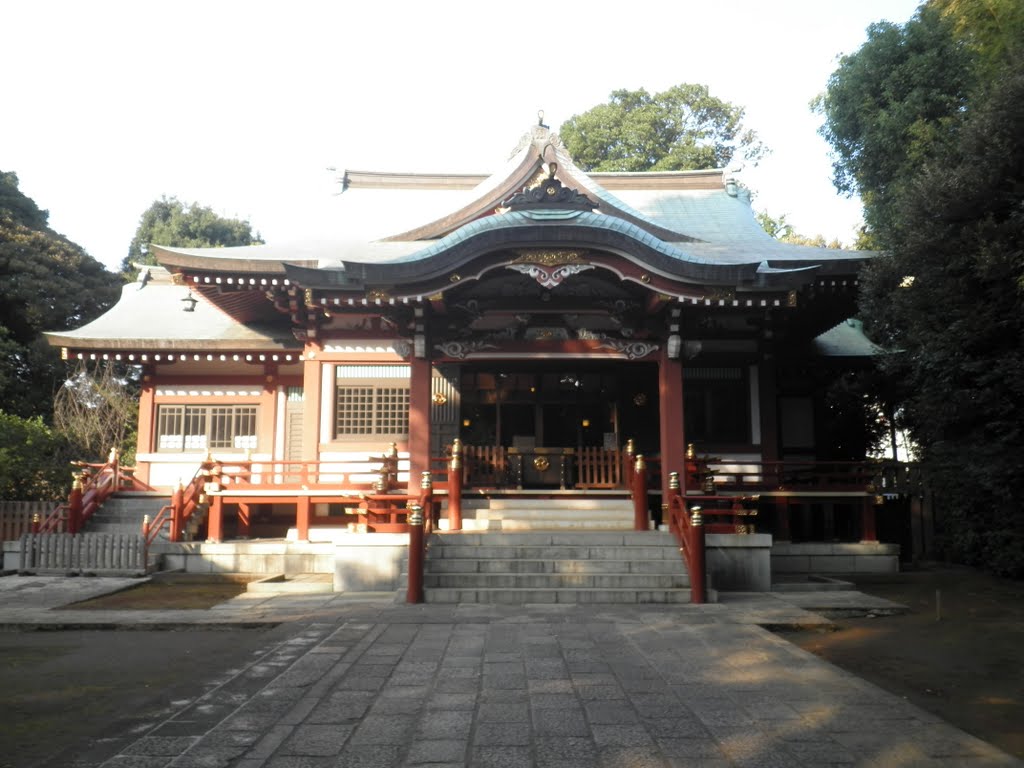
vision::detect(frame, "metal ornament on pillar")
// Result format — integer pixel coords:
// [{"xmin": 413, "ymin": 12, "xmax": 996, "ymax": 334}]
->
[{"xmin": 667, "ymin": 334, "xmax": 681, "ymax": 359}]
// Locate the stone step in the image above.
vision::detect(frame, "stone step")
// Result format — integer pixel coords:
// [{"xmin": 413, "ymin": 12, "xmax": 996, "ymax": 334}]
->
[
  {"xmin": 427, "ymin": 544, "xmax": 682, "ymax": 560},
  {"xmin": 418, "ymin": 529, "xmax": 696, "ymax": 603},
  {"xmin": 477, "ymin": 497, "xmax": 632, "ymax": 511},
  {"xmin": 430, "ymin": 531, "xmax": 672, "ymax": 546},
  {"xmin": 497, "ymin": 519, "xmax": 633, "ymax": 530},
  {"xmin": 426, "ymin": 557, "xmax": 683, "ymax": 574},
  {"xmin": 457, "ymin": 497, "xmax": 634, "ymax": 531},
  {"xmin": 465, "ymin": 508, "xmax": 632, "ymax": 520},
  {"xmin": 86, "ymin": 495, "xmax": 169, "ymax": 536},
  {"xmin": 425, "ymin": 572, "xmax": 690, "ymax": 589},
  {"xmin": 423, "ymin": 587, "xmax": 697, "ymax": 604}
]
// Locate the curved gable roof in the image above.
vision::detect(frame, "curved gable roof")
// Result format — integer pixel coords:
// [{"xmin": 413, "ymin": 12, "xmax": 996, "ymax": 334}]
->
[
  {"xmin": 377, "ymin": 125, "xmax": 698, "ymax": 244},
  {"xmin": 285, "ymin": 208, "xmax": 820, "ymax": 293}
]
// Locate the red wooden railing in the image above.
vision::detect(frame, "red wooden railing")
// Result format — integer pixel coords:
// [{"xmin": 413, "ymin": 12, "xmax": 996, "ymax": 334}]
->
[
  {"xmin": 405, "ymin": 471, "xmax": 435, "ymax": 604},
  {"xmin": 683, "ymin": 452, "xmax": 883, "ymax": 542},
  {"xmin": 631, "ymin": 454, "xmax": 649, "ymax": 530},
  {"xmin": 665, "ymin": 471, "xmax": 707, "ymax": 604},
  {"xmin": 143, "ymin": 459, "xmax": 213, "ymax": 547},
  {"xmin": 39, "ymin": 449, "xmax": 153, "ymax": 534}
]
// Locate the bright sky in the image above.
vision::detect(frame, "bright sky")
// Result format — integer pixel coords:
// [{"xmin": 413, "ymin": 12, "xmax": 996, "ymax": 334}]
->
[{"xmin": 2, "ymin": 0, "xmax": 921, "ymax": 271}]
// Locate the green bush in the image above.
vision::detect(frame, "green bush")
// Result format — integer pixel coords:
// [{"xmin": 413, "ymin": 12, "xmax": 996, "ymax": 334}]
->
[{"xmin": 0, "ymin": 410, "xmax": 75, "ymax": 501}]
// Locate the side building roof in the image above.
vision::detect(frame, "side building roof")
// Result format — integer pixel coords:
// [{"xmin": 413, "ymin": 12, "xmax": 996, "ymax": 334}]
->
[{"xmin": 45, "ymin": 266, "xmax": 299, "ymax": 356}]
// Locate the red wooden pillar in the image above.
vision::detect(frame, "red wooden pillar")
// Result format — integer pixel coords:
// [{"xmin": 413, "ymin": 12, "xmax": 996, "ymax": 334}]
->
[
  {"xmin": 237, "ymin": 503, "xmax": 251, "ymax": 539},
  {"xmin": 658, "ymin": 348, "xmax": 686, "ymax": 498},
  {"xmin": 296, "ymin": 496, "xmax": 311, "ymax": 542},
  {"xmin": 68, "ymin": 478, "xmax": 84, "ymax": 535},
  {"xmin": 407, "ymin": 354, "xmax": 432, "ymax": 495},
  {"xmin": 860, "ymin": 496, "xmax": 879, "ymax": 543},
  {"xmin": 135, "ymin": 367, "xmax": 156, "ymax": 486},
  {"xmin": 207, "ymin": 496, "xmax": 224, "ymax": 542},
  {"xmin": 406, "ymin": 504, "xmax": 425, "ymax": 603},
  {"xmin": 300, "ymin": 348, "xmax": 324, "ymax": 462},
  {"xmin": 447, "ymin": 439, "xmax": 463, "ymax": 531},
  {"xmin": 688, "ymin": 506, "xmax": 707, "ymax": 604},
  {"xmin": 623, "ymin": 438, "xmax": 635, "ymax": 489},
  {"xmin": 633, "ymin": 455, "xmax": 648, "ymax": 530},
  {"xmin": 169, "ymin": 483, "xmax": 184, "ymax": 542}
]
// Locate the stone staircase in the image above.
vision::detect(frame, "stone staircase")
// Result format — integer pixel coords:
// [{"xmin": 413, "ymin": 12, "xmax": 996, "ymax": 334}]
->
[
  {"xmin": 451, "ymin": 495, "xmax": 634, "ymax": 531},
  {"xmin": 85, "ymin": 492, "xmax": 168, "ymax": 536},
  {"xmin": 420, "ymin": 531, "xmax": 704, "ymax": 604}
]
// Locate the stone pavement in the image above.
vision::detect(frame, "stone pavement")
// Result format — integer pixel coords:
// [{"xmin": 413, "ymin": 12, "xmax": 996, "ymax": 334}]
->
[{"xmin": 1, "ymin": 575, "xmax": 1020, "ymax": 767}]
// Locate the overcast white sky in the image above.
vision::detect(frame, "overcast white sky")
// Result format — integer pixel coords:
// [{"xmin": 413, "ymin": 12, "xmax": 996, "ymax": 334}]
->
[{"xmin": 2, "ymin": 0, "xmax": 921, "ymax": 271}]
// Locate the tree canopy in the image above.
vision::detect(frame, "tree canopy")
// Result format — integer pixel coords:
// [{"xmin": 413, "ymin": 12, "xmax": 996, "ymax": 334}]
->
[
  {"xmin": 560, "ymin": 84, "xmax": 768, "ymax": 173},
  {"xmin": 122, "ymin": 197, "xmax": 263, "ymax": 275},
  {"xmin": 0, "ymin": 171, "xmax": 119, "ymax": 420},
  {"xmin": 813, "ymin": 5, "xmax": 975, "ymax": 239},
  {"xmin": 819, "ymin": 1, "xmax": 1024, "ymax": 575},
  {"xmin": 755, "ymin": 211, "xmax": 845, "ymax": 249}
]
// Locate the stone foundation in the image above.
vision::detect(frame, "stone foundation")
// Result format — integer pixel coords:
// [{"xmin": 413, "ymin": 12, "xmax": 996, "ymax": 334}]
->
[{"xmin": 771, "ymin": 541, "xmax": 900, "ymax": 575}]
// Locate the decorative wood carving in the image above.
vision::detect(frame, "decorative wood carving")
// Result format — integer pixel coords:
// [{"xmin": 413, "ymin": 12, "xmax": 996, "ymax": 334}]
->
[
  {"xmin": 507, "ymin": 262, "xmax": 594, "ymax": 289},
  {"xmin": 434, "ymin": 340, "xmax": 498, "ymax": 359},
  {"xmin": 595, "ymin": 338, "xmax": 660, "ymax": 359},
  {"xmin": 503, "ymin": 174, "xmax": 597, "ymax": 211},
  {"xmin": 511, "ymin": 249, "xmax": 586, "ymax": 266}
]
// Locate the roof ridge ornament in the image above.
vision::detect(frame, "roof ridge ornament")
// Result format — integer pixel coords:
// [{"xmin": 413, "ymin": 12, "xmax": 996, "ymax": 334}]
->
[{"xmin": 503, "ymin": 171, "xmax": 597, "ymax": 212}]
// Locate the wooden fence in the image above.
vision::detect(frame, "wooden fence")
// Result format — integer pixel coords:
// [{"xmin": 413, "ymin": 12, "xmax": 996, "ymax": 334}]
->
[{"xmin": 0, "ymin": 501, "xmax": 56, "ymax": 540}]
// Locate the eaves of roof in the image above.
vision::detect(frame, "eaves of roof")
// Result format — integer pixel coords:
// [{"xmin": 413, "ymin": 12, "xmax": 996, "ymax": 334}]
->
[
  {"xmin": 284, "ymin": 209, "xmax": 842, "ymax": 292},
  {"xmin": 45, "ymin": 279, "xmax": 299, "ymax": 351}
]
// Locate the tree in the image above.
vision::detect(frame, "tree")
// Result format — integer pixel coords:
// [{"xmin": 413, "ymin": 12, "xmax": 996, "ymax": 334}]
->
[
  {"xmin": 821, "ymin": 1, "xmax": 1024, "ymax": 575},
  {"xmin": 0, "ymin": 411, "xmax": 75, "ymax": 501},
  {"xmin": 122, "ymin": 196, "xmax": 263, "ymax": 275},
  {"xmin": 756, "ymin": 211, "xmax": 845, "ymax": 249},
  {"xmin": 53, "ymin": 360, "xmax": 138, "ymax": 465},
  {"xmin": 860, "ymin": 67, "xmax": 1024, "ymax": 575},
  {"xmin": 560, "ymin": 84, "xmax": 768, "ymax": 173},
  {"xmin": 813, "ymin": 5, "xmax": 975, "ymax": 238},
  {"xmin": 932, "ymin": 0, "xmax": 1024, "ymax": 80},
  {"xmin": 0, "ymin": 171, "xmax": 120, "ymax": 419}
]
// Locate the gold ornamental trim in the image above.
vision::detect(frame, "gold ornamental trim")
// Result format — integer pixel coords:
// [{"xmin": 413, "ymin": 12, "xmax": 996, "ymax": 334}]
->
[
  {"xmin": 512, "ymin": 249, "xmax": 586, "ymax": 267},
  {"xmin": 533, "ymin": 456, "xmax": 551, "ymax": 472}
]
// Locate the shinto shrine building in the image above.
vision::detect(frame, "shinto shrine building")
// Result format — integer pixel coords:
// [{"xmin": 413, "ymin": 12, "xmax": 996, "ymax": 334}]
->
[{"xmin": 47, "ymin": 121, "xmax": 890, "ymax": 567}]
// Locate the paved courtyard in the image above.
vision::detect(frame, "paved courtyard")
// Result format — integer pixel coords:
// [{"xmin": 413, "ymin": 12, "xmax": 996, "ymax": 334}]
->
[{"xmin": 1, "ymin": 577, "xmax": 1019, "ymax": 767}]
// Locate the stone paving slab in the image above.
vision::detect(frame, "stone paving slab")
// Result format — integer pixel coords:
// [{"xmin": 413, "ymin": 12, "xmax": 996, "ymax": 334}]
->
[
  {"xmin": 88, "ymin": 603, "xmax": 1019, "ymax": 768},
  {"xmin": 2, "ymin": 575, "xmax": 1019, "ymax": 767}
]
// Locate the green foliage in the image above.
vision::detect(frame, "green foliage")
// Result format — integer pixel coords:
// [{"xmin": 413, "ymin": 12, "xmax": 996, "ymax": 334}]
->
[
  {"xmin": 0, "ymin": 411, "xmax": 75, "ymax": 501},
  {"xmin": 756, "ymin": 211, "xmax": 845, "ymax": 248},
  {"xmin": 852, "ymin": 33, "xmax": 1024, "ymax": 576},
  {"xmin": 821, "ymin": 1, "xmax": 1024, "ymax": 573},
  {"xmin": 560, "ymin": 84, "xmax": 768, "ymax": 173},
  {"xmin": 0, "ymin": 171, "xmax": 120, "ymax": 419},
  {"xmin": 933, "ymin": 0, "xmax": 1024, "ymax": 79},
  {"xmin": 813, "ymin": 5, "xmax": 975, "ymax": 236},
  {"xmin": 122, "ymin": 197, "xmax": 263, "ymax": 275},
  {"xmin": 0, "ymin": 171, "xmax": 49, "ymax": 230}
]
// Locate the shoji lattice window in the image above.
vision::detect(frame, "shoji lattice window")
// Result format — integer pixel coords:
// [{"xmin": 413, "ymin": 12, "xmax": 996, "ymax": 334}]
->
[
  {"xmin": 335, "ymin": 385, "xmax": 409, "ymax": 439},
  {"xmin": 156, "ymin": 405, "xmax": 258, "ymax": 452}
]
